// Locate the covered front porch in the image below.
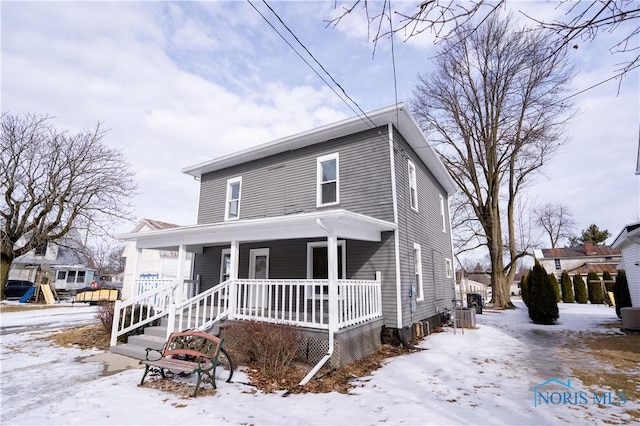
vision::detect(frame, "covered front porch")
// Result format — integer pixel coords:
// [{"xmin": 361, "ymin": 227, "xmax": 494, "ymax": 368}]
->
[{"xmin": 113, "ymin": 210, "xmax": 396, "ymax": 380}]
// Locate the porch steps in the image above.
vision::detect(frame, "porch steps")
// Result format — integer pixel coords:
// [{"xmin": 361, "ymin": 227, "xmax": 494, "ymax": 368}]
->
[{"xmin": 110, "ymin": 318, "xmax": 221, "ymax": 360}]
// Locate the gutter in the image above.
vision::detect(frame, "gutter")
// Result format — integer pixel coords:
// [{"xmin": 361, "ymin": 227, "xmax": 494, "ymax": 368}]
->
[{"xmin": 299, "ymin": 219, "xmax": 336, "ymax": 386}]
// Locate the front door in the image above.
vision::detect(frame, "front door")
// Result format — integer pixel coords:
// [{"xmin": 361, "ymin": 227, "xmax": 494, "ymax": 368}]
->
[
  {"xmin": 249, "ymin": 248, "xmax": 269, "ymax": 308},
  {"xmin": 307, "ymin": 241, "xmax": 345, "ymax": 298}
]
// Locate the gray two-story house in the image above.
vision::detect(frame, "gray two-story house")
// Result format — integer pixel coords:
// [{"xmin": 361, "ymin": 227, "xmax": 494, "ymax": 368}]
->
[{"xmin": 115, "ymin": 103, "xmax": 457, "ymax": 377}]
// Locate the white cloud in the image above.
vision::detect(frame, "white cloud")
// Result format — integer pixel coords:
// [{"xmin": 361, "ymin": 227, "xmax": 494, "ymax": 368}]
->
[{"xmin": 2, "ymin": 0, "xmax": 637, "ymax": 242}]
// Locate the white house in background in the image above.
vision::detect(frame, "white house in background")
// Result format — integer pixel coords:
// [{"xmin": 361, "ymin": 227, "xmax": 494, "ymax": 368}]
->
[
  {"xmin": 533, "ymin": 242, "xmax": 622, "ymax": 282},
  {"xmin": 121, "ymin": 219, "xmax": 193, "ymax": 300},
  {"xmin": 612, "ymin": 223, "xmax": 640, "ymax": 307},
  {"xmin": 9, "ymin": 237, "xmax": 95, "ymax": 295}
]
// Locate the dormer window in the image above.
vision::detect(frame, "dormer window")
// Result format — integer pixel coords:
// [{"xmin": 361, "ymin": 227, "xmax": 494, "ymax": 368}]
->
[{"xmin": 225, "ymin": 177, "xmax": 242, "ymax": 221}]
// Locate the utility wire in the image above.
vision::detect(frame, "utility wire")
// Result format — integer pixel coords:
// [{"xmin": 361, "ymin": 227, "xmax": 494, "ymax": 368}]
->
[
  {"xmin": 388, "ymin": 0, "xmax": 400, "ymax": 127},
  {"xmin": 251, "ymin": 0, "xmax": 378, "ymax": 128}
]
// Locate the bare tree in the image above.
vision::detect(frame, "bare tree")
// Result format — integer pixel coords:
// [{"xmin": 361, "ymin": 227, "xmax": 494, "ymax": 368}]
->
[
  {"xmin": 329, "ymin": 1, "xmax": 639, "ymax": 84},
  {"xmin": 410, "ymin": 13, "xmax": 575, "ymax": 308},
  {"xmin": 86, "ymin": 239, "xmax": 126, "ymax": 279},
  {"xmin": 533, "ymin": 202, "xmax": 577, "ymax": 248},
  {"xmin": 0, "ymin": 113, "xmax": 137, "ymax": 297}
]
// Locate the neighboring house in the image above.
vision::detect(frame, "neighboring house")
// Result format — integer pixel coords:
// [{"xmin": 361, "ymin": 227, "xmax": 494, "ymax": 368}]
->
[
  {"xmin": 612, "ymin": 223, "xmax": 640, "ymax": 307},
  {"xmin": 455, "ymin": 270, "xmax": 492, "ymax": 304},
  {"xmin": 121, "ymin": 219, "xmax": 194, "ymax": 300},
  {"xmin": 116, "ymin": 103, "xmax": 458, "ymax": 370},
  {"xmin": 533, "ymin": 242, "xmax": 622, "ymax": 284},
  {"xmin": 8, "ymin": 238, "xmax": 95, "ymax": 295}
]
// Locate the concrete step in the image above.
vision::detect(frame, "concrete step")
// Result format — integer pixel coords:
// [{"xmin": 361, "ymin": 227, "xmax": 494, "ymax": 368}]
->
[
  {"xmin": 126, "ymin": 333, "xmax": 166, "ymax": 351},
  {"xmin": 143, "ymin": 325, "xmax": 170, "ymax": 338},
  {"xmin": 110, "ymin": 343, "xmax": 152, "ymax": 360}
]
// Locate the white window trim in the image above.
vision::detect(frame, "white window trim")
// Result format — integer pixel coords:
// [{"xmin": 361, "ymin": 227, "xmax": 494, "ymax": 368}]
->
[
  {"xmin": 316, "ymin": 153, "xmax": 339, "ymax": 207},
  {"xmin": 220, "ymin": 249, "xmax": 231, "ymax": 283},
  {"xmin": 306, "ymin": 240, "xmax": 347, "ymax": 279},
  {"xmin": 224, "ymin": 176, "xmax": 242, "ymax": 221},
  {"xmin": 249, "ymin": 248, "xmax": 270, "ymax": 279},
  {"xmin": 445, "ymin": 258, "xmax": 453, "ymax": 279},
  {"xmin": 414, "ymin": 242, "xmax": 425, "ymax": 302},
  {"xmin": 440, "ymin": 194, "xmax": 446, "ymax": 233},
  {"xmin": 408, "ymin": 160, "xmax": 418, "ymax": 211}
]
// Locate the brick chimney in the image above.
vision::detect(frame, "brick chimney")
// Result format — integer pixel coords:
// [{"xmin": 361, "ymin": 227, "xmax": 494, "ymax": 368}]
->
[{"xmin": 583, "ymin": 241, "xmax": 595, "ymax": 254}]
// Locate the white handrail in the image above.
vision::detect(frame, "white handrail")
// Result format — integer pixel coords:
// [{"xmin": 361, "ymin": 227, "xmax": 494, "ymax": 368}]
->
[
  {"xmin": 167, "ymin": 280, "xmax": 232, "ymax": 339},
  {"xmin": 110, "ymin": 276, "xmax": 382, "ymax": 348},
  {"xmin": 110, "ymin": 280, "xmax": 180, "ymax": 347}
]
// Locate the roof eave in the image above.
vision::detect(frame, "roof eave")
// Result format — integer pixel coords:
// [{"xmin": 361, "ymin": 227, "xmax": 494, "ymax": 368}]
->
[{"xmin": 181, "ymin": 103, "xmax": 458, "ymax": 196}]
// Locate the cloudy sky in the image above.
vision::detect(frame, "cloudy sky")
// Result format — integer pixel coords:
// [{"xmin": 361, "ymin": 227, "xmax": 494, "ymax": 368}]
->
[{"xmin": 2, "ymin": 1, "xmax": 638, "ymax": 250}]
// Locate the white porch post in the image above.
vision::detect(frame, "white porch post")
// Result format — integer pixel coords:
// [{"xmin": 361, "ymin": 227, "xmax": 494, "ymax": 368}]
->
[
  {"xmin": 228, "ymin": 240, "xmax": 239, "ymax": 319},
  {"xmin": 131, "ymin": 247, "xmax": 142, "ymax": 298},
  {"xmin": 177, "ymin": 244, "xmax": 187, "ymax": 301},
  {"xmin": 327, "ymin": 234, "xmax": 339, "ymax": 335}
]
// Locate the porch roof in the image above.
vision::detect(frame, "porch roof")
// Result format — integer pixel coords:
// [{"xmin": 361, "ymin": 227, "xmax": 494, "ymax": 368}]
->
[{"xmin": 117, "ymin": 209, "xmax": 397, "ymax": 252}]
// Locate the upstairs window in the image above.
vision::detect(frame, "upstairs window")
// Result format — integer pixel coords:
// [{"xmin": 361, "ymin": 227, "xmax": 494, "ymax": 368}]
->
[
  {"xmin": 225, "ymin": 177, "xmax": 242, "ymax": 221},
  {"xmin": 414, "ymin": 243, "xmax": 424, "ymax": 301},
  {"xmin": 317, "ymin": 153, "xmax": 339, "ymax": 206},
  {"xmin": 440, "ymin": 194, "xmax": 446, "ymax": 232},
  {"xmin": 34, "ymin": 242, "xmax": 48, "ymax": 256},
  {"xmin": 554, "ymin": 259, "xmax": 561, "ymax": 270},
  {"xmin": 445, "ymin": 258, "xmax": 453, "ymax": 278},
  {"xmin": 408, "ymin": 160, "xmax": 418, "ymax": 211}
]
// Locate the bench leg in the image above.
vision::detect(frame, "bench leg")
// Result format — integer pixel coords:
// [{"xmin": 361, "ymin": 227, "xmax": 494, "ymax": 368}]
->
[
  {"xmin": 140, "ymin": 365, "xmax": 151, "ymax": 386},
  {"xmin": 192, "ymin": 370, "xmax": 216, "ymax": 397}
]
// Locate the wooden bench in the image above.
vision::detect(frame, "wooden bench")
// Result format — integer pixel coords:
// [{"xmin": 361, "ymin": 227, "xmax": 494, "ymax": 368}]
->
[{"xmin": 140, "ymin": 330, "xmax": 224, "ymax": 397}]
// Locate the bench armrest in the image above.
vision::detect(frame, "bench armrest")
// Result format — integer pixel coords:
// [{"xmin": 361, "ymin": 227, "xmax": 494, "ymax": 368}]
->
[{"xmin": 145, "ymin": 348, "xmax": 163, "ymax": 361}]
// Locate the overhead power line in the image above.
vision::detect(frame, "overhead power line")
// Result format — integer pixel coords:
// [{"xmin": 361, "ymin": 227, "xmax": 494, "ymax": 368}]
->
[{"xmin": 247, "ymin": 0, "xmax": 377, "ymax": 128}]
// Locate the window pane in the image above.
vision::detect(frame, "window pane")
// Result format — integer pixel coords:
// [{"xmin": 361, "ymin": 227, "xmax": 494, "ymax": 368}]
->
[
  {"xmin": 230, "ymin": 182, "xmax": 240, "ymax": 199},
  {"xmin": 66, "ymin": 271, "xmax": 77, "ymax": 283},
  {"xmin": 57, "ymin": 271, "xmax": 66, "ymax": 280},
  {"xmin": 321, "ymin": 160, "xmax": 336, "ymax": 181},
  {"xmin": 254, "ymin": 256, "xmax": 268, "ymax": 279},
  {"xmin": 77, "ymin": 271, "xmax": 86, "ymax": 283},
  {"xmin": 228, "ymin": 200, "xmax": 239, "ymax": 218},
  {"xmin": 321, "ymin": 182, "xmax": 336, "ymax": 204},
  {"xmin": 223, "ymin": 254, "xmax": 231, "ymax": 279}
]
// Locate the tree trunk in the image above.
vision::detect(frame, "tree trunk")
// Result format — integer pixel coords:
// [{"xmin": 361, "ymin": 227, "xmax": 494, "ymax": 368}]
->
[{"xmin": 1, "ymin": 252, "xmax": 14, "ymax": 300}]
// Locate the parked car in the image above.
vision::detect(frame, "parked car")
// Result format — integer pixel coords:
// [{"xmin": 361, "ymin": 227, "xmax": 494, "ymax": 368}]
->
[{"xmin": 3, "ymin": 280, "xmax": 35, "ymax": 300}]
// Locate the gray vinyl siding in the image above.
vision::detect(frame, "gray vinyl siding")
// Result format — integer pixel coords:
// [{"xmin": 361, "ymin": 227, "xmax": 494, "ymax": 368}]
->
[
  {"xmin": 197, "ymin": 127, "xmax": 394, "ymax": 224},
  {"xmin": 192, "ymin": 124, "xmax": 454, "ymax": 330},
  {"xmin": 193, "ymin": 236, "xmax": 396, "ymax": 315},
  {"xmin": 393, "ymin": 129, "xmax": 454, "ymax": 326},
  {"xmin": 348, "ymin": 232, "xmax": 398, "ymax": 328}
]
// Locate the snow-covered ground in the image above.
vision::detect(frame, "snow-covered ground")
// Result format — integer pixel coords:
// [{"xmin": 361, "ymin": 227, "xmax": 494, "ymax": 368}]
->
[{"xmin": 1, "ymin": 300, "xmax": 637, "ymax": 425}]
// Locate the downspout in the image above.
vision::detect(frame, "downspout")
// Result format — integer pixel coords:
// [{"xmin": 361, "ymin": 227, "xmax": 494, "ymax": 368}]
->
[
  {"xmin": 299, "ymin": 219, "xmax": 336, "ymax": 386},
  {"xmin": 388, "ymin": 123, "xmax": 403, "ymax": 330}
]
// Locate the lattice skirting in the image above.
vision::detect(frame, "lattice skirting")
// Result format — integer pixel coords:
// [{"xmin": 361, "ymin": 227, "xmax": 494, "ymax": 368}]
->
[{"xmin": 220, "ymin": 319, "xmax": 384, "ymax": 370}]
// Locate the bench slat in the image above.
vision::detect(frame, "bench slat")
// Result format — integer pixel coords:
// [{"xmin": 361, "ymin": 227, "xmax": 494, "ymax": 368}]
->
[{"xmin": 139, "ymin": 330, "xmax": 223, "ymax": 397}]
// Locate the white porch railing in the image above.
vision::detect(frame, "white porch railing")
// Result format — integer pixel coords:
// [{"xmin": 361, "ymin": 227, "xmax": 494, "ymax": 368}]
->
[
  {"xmin": 110, "ymin": 279, "xmax": 231, "ymax": 347},
  {"xmin": 233, "ymin": 275, "xmax": 382, "ymax": 329},
  {"xmin": 110, "ymin": 280, "xmax": 180, "ymax": 347},
  {"xmin": 110, "ymin": 275, "xmax": 382, "ymax": 348}
]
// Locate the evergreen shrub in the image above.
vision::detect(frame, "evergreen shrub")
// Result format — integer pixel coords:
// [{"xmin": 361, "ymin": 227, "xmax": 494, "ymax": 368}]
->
[
  {"xmin": 527, "ymin": 261, "xmax": 559, "ymax": 325},
  {"xmin": 587, "ymin": 271, "xmax": 604, "ymax": 304},
  {"xmin": 614, "ymin": 270, "xmax": 632, "ymax": 319},
  {"xmin": 560, "ymin": 271, "xmax": 574, "ymax": 303},
  {"xmin": 549, "ymin": 274, "xmax": 561, "ymax": 303},
  {"xmin": 573, "ymin": 274, "xmax": 588, "ymax": 304}
]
